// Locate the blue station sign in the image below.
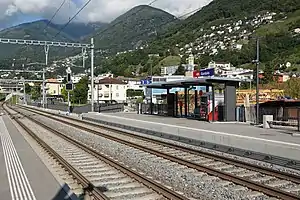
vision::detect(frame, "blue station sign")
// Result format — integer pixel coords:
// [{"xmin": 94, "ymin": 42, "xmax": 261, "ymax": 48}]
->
[
  {"xmin": 200, "ymin": 68, "xmax": 215, "ymax": 76},
  {"xmin": 140, "ymin": 79, "xmax": 152, "ymax": 85}
]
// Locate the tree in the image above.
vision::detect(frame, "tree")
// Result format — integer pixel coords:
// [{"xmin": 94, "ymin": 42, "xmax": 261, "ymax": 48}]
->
[
  {"xmin": 73, "ymin": 76, "xmax": 89, "ymax": 104},
  {"xmin": 127, "ymin": 89, "xmax": 144, "ymax": 97},
  {"xmin": 262, "ymin": 65, "xmax": 274, "ymax": 84},
  {"xmin": 25, "ymin": 83, "xmax": 31, "ymax": 94},
  {"xmin": 30, "ymin": 85, "xmax": 41, "ymax": 101},
  {"xmin": 61, "ymin": 86, "xmax": 71, "ymax": 102},
  {"xmin": 174, "ymin": 63, "xmax": 185, "ymax": 75},
  {"xmin": 284, "ymin": 78, "xmax": 300, "ymax": 99}
]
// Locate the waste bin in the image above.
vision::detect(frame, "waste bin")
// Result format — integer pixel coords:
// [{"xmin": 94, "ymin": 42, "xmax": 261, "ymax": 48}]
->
[{"xmin": 69, "ymin": 106, "xmax": 73, "ymax": 113}]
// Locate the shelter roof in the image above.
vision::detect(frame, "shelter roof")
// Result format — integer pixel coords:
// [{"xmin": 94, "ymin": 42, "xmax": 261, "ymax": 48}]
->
[{"xmin": 146, "ymin": 77, "xmax": 241, "ymax": 88}]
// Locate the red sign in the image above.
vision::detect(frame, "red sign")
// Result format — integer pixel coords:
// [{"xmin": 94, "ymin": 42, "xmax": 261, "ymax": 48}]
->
[{"xmin": 193, "ymin": 70, "xmax": 200, "ymax": 78}]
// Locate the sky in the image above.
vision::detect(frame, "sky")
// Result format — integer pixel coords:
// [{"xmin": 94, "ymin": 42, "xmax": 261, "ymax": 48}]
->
[{"xmin": 0, "ymin": 0, "xmax": 212, "ymax": 29}]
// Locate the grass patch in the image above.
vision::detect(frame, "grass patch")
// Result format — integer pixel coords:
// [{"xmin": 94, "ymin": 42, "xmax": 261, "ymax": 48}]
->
[{"xmin": 157, "ymin": 56, "xmax": 181, "ymax": 67}]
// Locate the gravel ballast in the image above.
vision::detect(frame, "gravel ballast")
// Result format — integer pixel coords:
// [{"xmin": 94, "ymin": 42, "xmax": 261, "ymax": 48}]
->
[{"xmin": 23, "ymin": 111, "xmax": 273, "ymax": 200}]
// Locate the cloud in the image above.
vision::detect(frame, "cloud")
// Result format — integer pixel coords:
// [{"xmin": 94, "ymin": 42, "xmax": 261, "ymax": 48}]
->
[{"xmin": 0, "ymin": 0, "xmax": 212, "ymax": 25}]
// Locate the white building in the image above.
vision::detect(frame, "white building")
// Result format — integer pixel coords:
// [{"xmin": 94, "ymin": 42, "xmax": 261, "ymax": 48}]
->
[
  {"xmin": 71, "ymin": 74, "xmax": 85, "ymax": 84},
  {"xmin": 88, "ymin": 77, "xmax": 127, "ymax": 103},
  {"xmin": 45, "ymin": 79, "xmax": 63, "ymax": 96},
  {"xmin": 219, "ymin": 69, "xmax": 253, "ymax": 80},
  {"xmin": 208, "ymin": 61, "xmax": 232, "ymax": 70},
  {"xmin": 116, "ymin": 77, "xmax": 143, "ymax": 91},
  {"xmin": 161, "ymin": 65, "xmax": 179, "ymax": 75},
  {"xmin": 96, "ymin": 73, "xmax": 114, "ymax": 80}
]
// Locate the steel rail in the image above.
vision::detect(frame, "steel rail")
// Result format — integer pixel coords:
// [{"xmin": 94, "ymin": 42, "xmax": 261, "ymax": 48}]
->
[
  {"xmin": 15, "ymin": 105, "xmax": 300, "ymax": 200},
  {"xmin": 3, "ymin": 105, "xmax": 109, "ymax": 200},
  {"xmin": 18, "ymin": 105, "xmax": 300, "ymax": 183},
  {"xmin": 9, "ymin": 105, "xmax": 188, "ymax": 200}
]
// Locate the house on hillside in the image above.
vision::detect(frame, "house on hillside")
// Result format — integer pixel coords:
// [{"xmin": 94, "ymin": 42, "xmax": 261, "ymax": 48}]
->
[
  {"xmin": 88, "ymin": 77, "xmax": 127, "ymax": 103},
  {"xmin": 208, "ymin": 61, "xmax": 232, "ymax": 70}
]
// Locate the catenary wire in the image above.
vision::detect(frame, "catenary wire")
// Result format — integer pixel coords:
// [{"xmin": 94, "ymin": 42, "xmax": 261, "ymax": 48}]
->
[{"xmin": 54, "ymin": 0, "xmax": 93, "ymax": 38}]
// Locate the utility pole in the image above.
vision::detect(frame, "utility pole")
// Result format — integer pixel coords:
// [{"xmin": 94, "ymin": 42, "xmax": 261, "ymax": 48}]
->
[
  {"xmin": 90, "ymin": 38, "xmax": 95, "ymax": 112},
  {"xmin": 255, "ymin": 38, "xmax": 260, "ymax": 124}
]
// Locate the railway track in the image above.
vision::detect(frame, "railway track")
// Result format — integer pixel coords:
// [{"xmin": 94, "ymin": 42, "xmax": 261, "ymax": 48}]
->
[
  {"xmin": 4, "ymin": 104, "xmax": 188, "ymax": 200},
  {"xmin": 12, "ymin": 105, "xmax": 300, "ymax": 200}
]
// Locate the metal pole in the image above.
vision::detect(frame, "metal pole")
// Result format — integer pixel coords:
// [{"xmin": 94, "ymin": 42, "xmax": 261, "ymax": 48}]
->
[
  {"xmin": 297, "ymin": 108, "xmax": 300, "ymax": 132},
  {"xmin": 16, "ymin": 82, "xmax": 18, "ymax": 103},
  {"xmin": 23, "ymin": 82, "xmax": 26, "ymax": 104},
  {"xmin": 82, "ymin": 48, "xmax": 86, "ymax": 69},
  {"xmin": 42, "ymin": 68, "xmax": 46, "ymax": 108},
  {"xmin": 256, "ymin": 38, "xmax": 260, "ymax": 124},
  {"xmin": 43, "ymin": 45, "xmax": 49, "ymax": 108},
  {"xmin": 97, "ymin": 84, "xmax": 99, "ymax": 106},
  {"xmin": 68, "ymin": 91, "xmax": 70, "ymax": 113},
  {"xmin": 150, "ymin": 59, "xmax": 153, "ymax": 77},
  {"xmin": 90, "ymin": 38, "xmax": 95, "ymax": 112}
]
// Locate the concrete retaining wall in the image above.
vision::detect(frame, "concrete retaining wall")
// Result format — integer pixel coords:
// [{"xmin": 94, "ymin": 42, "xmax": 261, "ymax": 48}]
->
[{"xmin": 83, "ymin": 113, "xmax": 300, "ymax": 161}]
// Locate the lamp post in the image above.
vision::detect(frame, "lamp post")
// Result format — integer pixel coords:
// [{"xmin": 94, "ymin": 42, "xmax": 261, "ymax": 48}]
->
[{"xmin": 252, "ymin": 38, "xmax": 260, "ymax": 124}]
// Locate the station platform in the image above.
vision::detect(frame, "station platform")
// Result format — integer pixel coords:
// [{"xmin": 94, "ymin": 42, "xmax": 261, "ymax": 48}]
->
[
  {"xmin": 0, "ymin": 114, "xmax": 73, "ymax": 200},
  {"xmin": 83, "ymin": 112, "xmax": 300, "ymax": 161}
]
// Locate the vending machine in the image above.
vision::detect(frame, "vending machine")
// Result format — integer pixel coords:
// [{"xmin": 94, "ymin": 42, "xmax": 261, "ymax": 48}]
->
[{"xmin": 199, "ymin": 92, "xmax": 222, "ymax": 121}]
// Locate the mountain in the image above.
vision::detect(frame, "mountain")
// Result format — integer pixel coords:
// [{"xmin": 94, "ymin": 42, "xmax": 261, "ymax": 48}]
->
[
  {"xmin": 0, "ymin": 20, "xmax": 105, "ymax": 63},
  {"xmin": 92, "ymin": 5, "xmax": 178, "ymax": 53},
  {"xmin": 47, "ymin": 21, "xmax": 106, "ymax": 40},
  {"xmin": 0, "ymin": 20, "xmax": 71, "ymax": 62},
  {"xmin": 95, "ymin": 0, "xmax": 300, "ymax": 78},
  {"xmin": 151, "ymin": 0, "xmax": 300, "ymax": 57},
  {"xmin": 0, "ymin": 5, "xmax": 176, "ymax": 66}
]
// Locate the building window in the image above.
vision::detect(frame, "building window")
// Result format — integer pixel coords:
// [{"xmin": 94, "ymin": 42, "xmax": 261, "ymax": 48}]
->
[
  {"xmin": 116, "ymin": 85, "xmax": 119, "ymax": 90},
  {"xmin": 116, "ymin": 93, "xmax": 119, "ymax": 97}
]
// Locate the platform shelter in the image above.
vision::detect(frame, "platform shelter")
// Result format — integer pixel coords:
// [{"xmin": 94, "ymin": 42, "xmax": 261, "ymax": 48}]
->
[{"xmin": 144, "ymin": 77, "xmax": 240, "ymax": 122}]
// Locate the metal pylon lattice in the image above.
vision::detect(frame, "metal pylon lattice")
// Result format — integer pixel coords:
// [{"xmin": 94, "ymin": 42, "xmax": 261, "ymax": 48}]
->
[{"xmin": 0, "ymin": 38, "xmax": 91, "ymax": 48}]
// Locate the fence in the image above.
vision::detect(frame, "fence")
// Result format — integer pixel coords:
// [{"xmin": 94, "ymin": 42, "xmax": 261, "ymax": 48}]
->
[
  {"xmin": 96, "ymin": 103, "xmax": 124, "ymax": 113},
  {"xmin": 28, "ymin": 101, "xmax": 125, "ymax": 114},
  {"xmin": 138, "ymin": 104, "xmax": 168, "ymax": 116},
  {"xmin": 260, "ymin": 106, "xmax": 300, "ymax": 130},
  {"xmin": 236, "ymin": 105, "xmax": 300, "ymax": 131}
]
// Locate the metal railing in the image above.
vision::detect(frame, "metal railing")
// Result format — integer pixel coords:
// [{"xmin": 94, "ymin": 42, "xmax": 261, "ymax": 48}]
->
[
  {"xmin": 236, "ymin": 105, "xmax": 300, "ymax": 131},
  {"xmin": 138, "ymin": 103, "xmax": 168, "ymax": 116}
]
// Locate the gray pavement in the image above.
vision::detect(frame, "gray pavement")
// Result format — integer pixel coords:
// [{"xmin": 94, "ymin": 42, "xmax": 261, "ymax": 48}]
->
[
  {"xmin": 0, "ymin": 124, "xmax": 11, "ymax": 200},
  {"xmin": 0, "ymin": 115, "xmax": 69, "ymax": 200},
  {"xmin": 83, "ymin": 112, "xmax": 300, "ymax": 161},
  {"xmin": 103, "ymin": 112, "xmax": 300, "ymax": 144}
]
